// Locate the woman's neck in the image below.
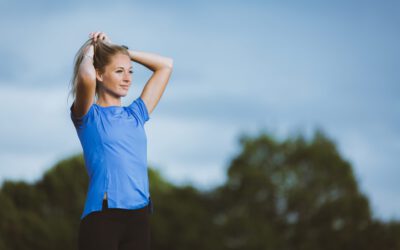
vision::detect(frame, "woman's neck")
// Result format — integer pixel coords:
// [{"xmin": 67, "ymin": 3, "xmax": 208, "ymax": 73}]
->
[{"xmin": 96, "ymin": 94, "xmax": 122, "ymax": 107}]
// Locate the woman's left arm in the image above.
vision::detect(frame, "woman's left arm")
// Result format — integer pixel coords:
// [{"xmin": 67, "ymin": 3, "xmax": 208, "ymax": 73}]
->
[{"xmin": 128, "ymin": 50, "xmax": 173, "ymax": 115}]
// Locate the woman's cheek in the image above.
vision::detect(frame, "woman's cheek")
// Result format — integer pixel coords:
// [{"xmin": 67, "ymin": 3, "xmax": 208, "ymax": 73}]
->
[{"xmin": 112, "ymin": 73, "xmax": 120, "ymax": 81}]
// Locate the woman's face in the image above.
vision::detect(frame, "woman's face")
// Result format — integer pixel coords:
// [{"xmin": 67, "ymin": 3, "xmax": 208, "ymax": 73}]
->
[{"xmin": 96, "ymin": 53, "xmax": 133, "ymax": 97}]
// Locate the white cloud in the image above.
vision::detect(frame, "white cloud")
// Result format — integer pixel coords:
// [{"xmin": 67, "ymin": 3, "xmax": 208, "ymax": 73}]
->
[{"xmin": 0, "ymin": 0, "xmax": 398, "ymax": 222}]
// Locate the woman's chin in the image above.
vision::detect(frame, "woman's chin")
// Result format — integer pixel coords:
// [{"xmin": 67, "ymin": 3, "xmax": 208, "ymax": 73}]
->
[{"xmin": 119, "ymin": 90, "xmax": 129, "ymax": 97}]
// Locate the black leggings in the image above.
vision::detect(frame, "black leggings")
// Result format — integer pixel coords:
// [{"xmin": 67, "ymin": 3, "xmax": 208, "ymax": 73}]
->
[{"xmin": 78, "ymin": 198, "xmax": 154, "ymax": 250}]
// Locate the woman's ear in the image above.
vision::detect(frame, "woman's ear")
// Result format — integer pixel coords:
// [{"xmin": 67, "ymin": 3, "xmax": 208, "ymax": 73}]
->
[{"xmin": 95, "ymin": 69, "xmax": 103, "ymax": 82}]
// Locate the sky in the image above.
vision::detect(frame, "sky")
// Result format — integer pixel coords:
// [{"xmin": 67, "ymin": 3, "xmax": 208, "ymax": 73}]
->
[{"xmin": 0, "ymin": 0, "xmax": 399, "ymax": 221}]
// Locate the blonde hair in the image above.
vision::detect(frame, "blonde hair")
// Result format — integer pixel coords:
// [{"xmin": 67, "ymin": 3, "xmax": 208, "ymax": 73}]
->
[{"xmin": 67, "ymin": 38, "xmax": 130, "ymax": 104}]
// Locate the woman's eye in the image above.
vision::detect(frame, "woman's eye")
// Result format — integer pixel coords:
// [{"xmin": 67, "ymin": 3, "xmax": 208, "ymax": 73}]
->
[{"xmin": 129, "ymin": 71, "xmax": 133, "ymax": 74}]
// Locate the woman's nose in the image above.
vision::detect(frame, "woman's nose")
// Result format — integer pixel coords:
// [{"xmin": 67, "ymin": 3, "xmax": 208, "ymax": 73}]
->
[{"xmin": 123, "ymin": 72, "xmax": 131, "ymax": 81}]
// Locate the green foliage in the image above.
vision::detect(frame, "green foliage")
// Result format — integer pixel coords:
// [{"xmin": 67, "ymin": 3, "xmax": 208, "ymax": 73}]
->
[
  {"xmin": 0, "ymin": 129, "xmax": 398, "ymax": 250},
  {"xmin": 218, "ymin": 129, "xmax": 374, "ymax": 250}
]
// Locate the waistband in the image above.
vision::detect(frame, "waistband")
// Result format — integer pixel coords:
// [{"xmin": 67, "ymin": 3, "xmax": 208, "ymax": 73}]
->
[{"xmin": 102, "ymin": 197, "xmax": 154, "ymax": 214}]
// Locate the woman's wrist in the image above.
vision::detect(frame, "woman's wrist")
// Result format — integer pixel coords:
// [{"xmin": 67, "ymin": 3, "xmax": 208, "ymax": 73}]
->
[
  {"xmin": 83, "ymin": 44, "xmax": 94, "ymax": 62},
  {"xmin": 127, "ymin": 49, "xmax": 136, "ymax": 61},
  {"xmin": 83, "ymin": 54, "xmax": 93, "ymax": 61},
  {"xmin": 85, "ymin": 44, "xmax": 95, "ymax": 57}
]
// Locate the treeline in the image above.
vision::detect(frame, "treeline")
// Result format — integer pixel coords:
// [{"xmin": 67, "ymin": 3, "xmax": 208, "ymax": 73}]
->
[{"xmin": 0, "ymin": 129, "xmax": 399, "ymax": 250}]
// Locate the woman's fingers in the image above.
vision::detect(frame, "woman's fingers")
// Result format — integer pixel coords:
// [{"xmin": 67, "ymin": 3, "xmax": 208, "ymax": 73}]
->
[
  {"xmin": 89, "ymin": 31, "xmax": 110, "ymax": 43},
  {"xmin": 102, "ymin": 34, "xmax": 112, "ymax": 44},
  {"xmin": 99, "ymin": 33, "xmax": 109, "ymax": 42},
  {"xmin": 89, "ymin": 31, "xmax": 100, "ymax": 42},
  {"xmin": 94, "ymin": 31, "xmax": 101, "ymax": 42}
]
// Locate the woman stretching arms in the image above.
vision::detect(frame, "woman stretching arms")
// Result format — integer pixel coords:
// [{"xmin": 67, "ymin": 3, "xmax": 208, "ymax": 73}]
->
[{"xmin": 69, "ymin": 31, "xmax": 173, "ymax": 250}]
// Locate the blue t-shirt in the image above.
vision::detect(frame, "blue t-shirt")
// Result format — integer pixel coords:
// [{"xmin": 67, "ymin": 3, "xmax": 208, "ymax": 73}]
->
[{"xmin": 70, "ymin": 97, "xmax": 150, "ymax": 220}]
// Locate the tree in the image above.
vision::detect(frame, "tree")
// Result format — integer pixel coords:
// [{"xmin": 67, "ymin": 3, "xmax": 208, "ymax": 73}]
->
[
  {"xmin": 0, "ymin": 129, "xmax": 399, "ymax": 250},
  {"xmin": 212, "ymin": 129, "xmax": 374, "ymax": 250}
]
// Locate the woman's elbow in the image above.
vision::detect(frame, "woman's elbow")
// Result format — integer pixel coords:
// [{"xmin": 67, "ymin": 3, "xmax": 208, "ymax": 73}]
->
[{"xmin": 166, "ymin": 58, "xmax": 174, "ymax": 69}]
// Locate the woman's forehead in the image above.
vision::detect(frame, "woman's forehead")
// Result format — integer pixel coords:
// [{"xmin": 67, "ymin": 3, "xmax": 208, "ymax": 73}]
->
[{"xmin": 110, "ymin": 54, "xmax": 132, "ymax": 68}]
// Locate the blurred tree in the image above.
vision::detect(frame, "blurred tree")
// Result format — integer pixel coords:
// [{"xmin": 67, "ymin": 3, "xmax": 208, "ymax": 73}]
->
[
  {"xmin": 0, "ymin": 129, "xmax": 399, "ymax": 250},
  {"xmin": 211, "ymin": 129, "xmax": 375, "ymax": 250}
]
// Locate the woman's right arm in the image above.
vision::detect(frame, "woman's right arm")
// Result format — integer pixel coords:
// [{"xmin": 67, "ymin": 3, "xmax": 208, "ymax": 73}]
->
[{"xmin": 72, "ymin": 44, "xmax": 96, "ymax": 118}]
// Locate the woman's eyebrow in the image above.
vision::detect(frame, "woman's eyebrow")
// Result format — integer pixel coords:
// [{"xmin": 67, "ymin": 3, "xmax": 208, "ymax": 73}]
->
[{"xmin": 115, "ymin": 66, "xmax": 133, "ymax": 69}]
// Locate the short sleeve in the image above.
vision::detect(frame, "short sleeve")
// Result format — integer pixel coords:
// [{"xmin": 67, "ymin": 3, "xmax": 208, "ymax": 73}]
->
[
  {"xmin": 128, "ymin": 97, "xmax": 150, "ymax": 125},
  {"xmin": 70, "ymin": 102, "xmax": 94, "ymax": 129}
]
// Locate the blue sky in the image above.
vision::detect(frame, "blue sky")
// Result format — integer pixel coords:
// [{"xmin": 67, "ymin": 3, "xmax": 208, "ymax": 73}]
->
[{"xmin": 0, "ymin": 0, "xmax": 399, "ymax": 221}]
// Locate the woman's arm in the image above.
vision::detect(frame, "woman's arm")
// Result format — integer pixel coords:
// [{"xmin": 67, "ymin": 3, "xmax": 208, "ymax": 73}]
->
[
  {"xmin": 73, "ymin": 32, "xmax": 111, "ymax": 117},
  {"xmin": 128, "ymin": 50, "xmax": 173, "ymax": 115},
  {"xmin": 128, "ymin": 50, "xmax": 173, "ymax": 71},
  {"xmin": 73, "ymin": 44, "xmax": 96, "ymax": 118},
  {"xmin": 78, "ymin": 45, "xmax": 96, "ymax": 81}
]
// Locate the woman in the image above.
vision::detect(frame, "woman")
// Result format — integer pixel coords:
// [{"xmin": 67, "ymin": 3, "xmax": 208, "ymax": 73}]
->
[{"xmin": 68, "ymin": 31, "xmax": 173, "ymax": 250}]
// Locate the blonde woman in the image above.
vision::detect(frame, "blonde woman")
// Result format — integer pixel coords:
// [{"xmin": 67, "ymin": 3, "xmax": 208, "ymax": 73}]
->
[{"xmin": 69, "ymin": 31, "xmax": 173, "ymax": 250}]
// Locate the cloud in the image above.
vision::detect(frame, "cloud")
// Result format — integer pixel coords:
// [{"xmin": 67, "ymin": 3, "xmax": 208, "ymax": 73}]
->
[{"xmin": 0, "ymin": 0, "xmax": 399, "ymax": 221}]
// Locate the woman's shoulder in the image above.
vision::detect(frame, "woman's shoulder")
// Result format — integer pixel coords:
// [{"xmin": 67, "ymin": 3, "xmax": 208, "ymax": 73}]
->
[{"xmin": 70, "ymin": 102, "xmax": 97, "ymax": 128}]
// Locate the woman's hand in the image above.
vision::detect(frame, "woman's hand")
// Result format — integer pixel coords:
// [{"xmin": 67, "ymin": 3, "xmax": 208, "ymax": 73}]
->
[
  {"xmin": 83, "ymin": 43, "xmax": 94, "ymax": 57},
  {"xmin": 89, "ymin": 31, "xmax": 113, "ymax": 45}
]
